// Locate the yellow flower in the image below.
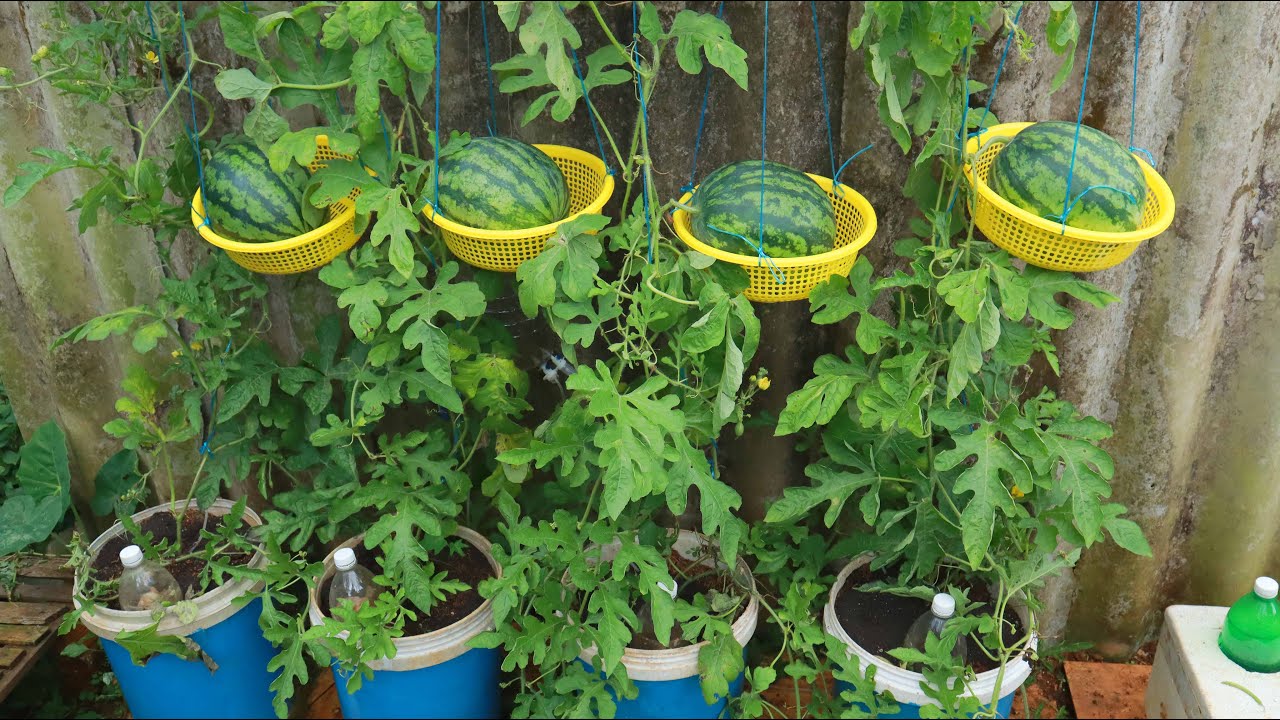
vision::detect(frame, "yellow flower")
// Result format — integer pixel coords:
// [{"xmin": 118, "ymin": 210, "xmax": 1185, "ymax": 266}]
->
[
  {"xmin": 144, "ymin": 50, "xmax": 160, "ymax": 65},
  {"xmin": 189, "ymin": 341, "xmax": 203, "ymax": 351},
  {"xmin": 170, "ymin": 349, "xmax": 182, "ymax": 358},
  {"xmin": 1011, "ymin": 485, "xmax": 1025, "ymax": 499},
  {"xmin": 757, "ymin": 376, "xmax": 771, "ymax": 390},
  {"xmin": 31, "ymin": 45, "xmax": 49, "ymax": 63}
]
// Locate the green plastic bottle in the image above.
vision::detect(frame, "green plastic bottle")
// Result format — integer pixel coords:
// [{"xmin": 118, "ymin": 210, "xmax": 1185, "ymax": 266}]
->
[{"xmin": 1218, "ymin": 576, "xmax": 1280, "ymax": 673}]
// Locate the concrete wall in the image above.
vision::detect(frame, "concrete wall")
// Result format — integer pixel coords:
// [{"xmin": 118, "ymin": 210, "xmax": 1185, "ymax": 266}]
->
[{"xmin": 0, "ymin": 1, "xmax": 1276, "ymax": 653}]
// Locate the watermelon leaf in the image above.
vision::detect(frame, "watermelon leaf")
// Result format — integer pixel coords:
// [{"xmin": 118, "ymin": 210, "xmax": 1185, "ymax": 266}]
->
[
  {"xmin": 218, "ymin": 4, "xmax": 265, "ymax": 62},
  {"xmin": 934, "ymin": 421, "xmax": 1028, "ymax": 567},
  {"xmin": 668, "ymin": 11, "xmax": 748, "ymax": 90},
  {"xmin": 515, "ymin": 215, "xmax": 608, "ymax": 318},
  {"xmin": 214, "ymin": 68, "xmax": 274, "ymax": 103},
  {"xmin": 775, "ymin": 350, "xmax": 868, "ymax": 436}
]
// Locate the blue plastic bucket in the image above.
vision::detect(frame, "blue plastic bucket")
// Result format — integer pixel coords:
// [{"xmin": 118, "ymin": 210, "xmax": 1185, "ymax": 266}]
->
[
  {"xmin": 824, "ymin": 555, "xmax": 1036, "ymax": 719},
  {"xmin": 577, "ymin": 530, "xmax": 760, "ymax": 719},
  {"xmin": 307, "ymin": 528, "xmax": 502, "ymax": 719},
  {"xmin": 77, "ymin": 500, "xmax": 279, "ymax": 719}
]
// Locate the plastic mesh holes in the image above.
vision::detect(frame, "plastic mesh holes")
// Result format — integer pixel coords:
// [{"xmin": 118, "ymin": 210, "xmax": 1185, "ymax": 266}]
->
[
  {"xmin": 191, "ymin": 136, "xmax": 363, "ymax": 275},
  {"xmin": 964, "ymin": 122, "xmax": 1175, "ymax": 273},
  {"xmin": 672, "ymin": 174, "xmax": 878, "ymax": 303}
]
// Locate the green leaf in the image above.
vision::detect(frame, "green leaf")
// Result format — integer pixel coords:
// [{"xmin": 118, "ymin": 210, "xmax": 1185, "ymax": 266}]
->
[
  {"xmin": 0, "ymin": 495, "xmax": 64, "ymax": 556},
  {"xmin": 776, "ymin": 351, "xmax": 868, "ymax": 436},
  {"xmin": 808, "ymin": 275, "xmax": 858, "ymax": 325},
  {"xmin": 669, "ymin": 11, "xmax": 748, "ymax": 90},
  {"xmin": 765, "ymin": 462, "xmax": 878, "ymax": 527},
  {"xmin": 495, "ymin": 1, "xmax": 523, "ymax": 31},
  {"xmin": 270, "ymin": 130, "xmax": 361, "ymax": 175},
  {"xmin": 114, "ymin": 624, "xmax": 202, "ymax": 665},
  {"xmin": 358, "ymin": 187, "xmax": 421, "ymax": 277},
  {"xmin": 214, "ymin": 68, "xmax": 274, "ymax": 103},
  {"xmin": 389, "ymin": 12, "xmax": 437, "ymax": 74},
  {"xmin": 218, "ymin": 5, "xmax": 263, "ymax": 61},
  {"xmin": 90, "ymin": 450, "xmax": 142, "ymax": 517},
  {"xmin": 244, "ymin": 103, "xmax": 290, "ymax": 149},
  {"xmin": 402, "ymin": 321, "xmax": 451, "ymax": 388},
  {"xmin": 16, "ymin": 421, "xmax": 71, "ymax": 513},
  {"xmin": 697, "ymin": 633, "xmax": 745, "ymax": 704},
  {"xmin": 934, "ymin": 423, "xmax": 1028, "ymax": 567},
  {"xmin": 1102, "ymin": 506, "xmax": 1151, "ymax": 557},
  {"xmin": 514, "ymin": 215, "xmax": 607, "ymax": 317},
  {"xmin": 1024, "ymin": 266, "xmax": 1119, "ymax": 330}
]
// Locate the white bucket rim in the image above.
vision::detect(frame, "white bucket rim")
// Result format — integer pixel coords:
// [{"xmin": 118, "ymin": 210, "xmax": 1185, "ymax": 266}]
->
[
  {"xmin": 576, "ymin": 529, "xmax": 760, "ymax": 682},
  {"xmin": 76, "ymin": 499, "xmax": 267, "ymax": 640},
  {"xmin": 306, "ymin": 526, "xmax": 500, "ymax": 672},
  {"xmin": 824, "ymin": 553, "xmax": 1037, "ymax": 708}
]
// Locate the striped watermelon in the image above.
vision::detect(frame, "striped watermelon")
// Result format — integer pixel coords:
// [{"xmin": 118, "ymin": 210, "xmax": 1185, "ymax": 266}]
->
[
  {"xmin": 435, "ymin": 137, "xmax": 570, "ymax": 230},
  {"xmin": 690, "ymin": 161, "xmax": 835, "ymax": 259},
  {"xmin": 203, "ymin": 139, "xmax": 311, "ymax": 243},
  {"xmin": 988, "ymin": 121, "xmax": 1148, "ymax": 233}
]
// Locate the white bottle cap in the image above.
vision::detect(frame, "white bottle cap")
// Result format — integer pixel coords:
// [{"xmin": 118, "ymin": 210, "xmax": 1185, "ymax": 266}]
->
[
  {"xmin": 334, "ymin": 547, "xmax": 357, "ymax": 571},
  {"xmin": 1255, "ymin": 576, "xmax": 1278, "ymax": 600},
  {"xmin": 932, "ymin": 592, "xmax": 956, "ymax": 619},
  {"xmin": 119, "ymin": 545, "xmax": 144, "ymax": 569}
]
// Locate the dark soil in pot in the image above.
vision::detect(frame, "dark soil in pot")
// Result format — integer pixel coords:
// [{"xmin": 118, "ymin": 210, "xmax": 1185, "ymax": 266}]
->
[
  {"xmin": 627, "ymin": 548, "xmax": 748, "ymax": 651},
  {"xmin": 320, "ymin": 541, "xmax": 494, "ymax": 636},
  {"xmin": 833, "ymin": 562, "xmax": 1027, "ymax": 674},
  {"xmin": 89, "ymin": 507, "xmax": 257, "ymax": 609}
]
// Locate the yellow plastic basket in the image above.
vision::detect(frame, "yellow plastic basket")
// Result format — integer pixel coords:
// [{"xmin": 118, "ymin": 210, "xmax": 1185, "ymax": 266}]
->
[
  {"xmin": 190, "ymin": 137, "xmax": 362, "ymax": 275},
  {"xmin": 423, "ymin": 144, "xmax": 616, "ymax": 272},
  {"xmin": 964, "ymin": 122, "xmax": 1175, "ymax": 273},
  {"xmin": 672, "ymin": 174, "xmax": 878, "ymax": 303}
]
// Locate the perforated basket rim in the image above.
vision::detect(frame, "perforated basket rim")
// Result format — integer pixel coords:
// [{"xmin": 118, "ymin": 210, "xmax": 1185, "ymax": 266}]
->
[
  {"xmin": 671, "ymin": 173, "xmax": 878, "ymax": 267},
  {"xmin": 189, "ymin": 134, "xmax": 357, "ymax": 254},
  {"xmin": 422, "ymin": 143, "xmax": 616, "ymax": 238},
  {"xmin": 963, "ymin": 121, "xmax": 1176, "ymax": 245}
]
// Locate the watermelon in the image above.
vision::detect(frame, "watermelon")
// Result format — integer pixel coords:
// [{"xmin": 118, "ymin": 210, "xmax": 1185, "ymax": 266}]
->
[
  {"xmin": 435, "ymin": 137, "xmax": 570, "ymax": 230},
  {"xmin": 689, "ymin": 161, "xmax": 835, "ymax": 259},
  {"xmin": 988, "ymin": 121, "xmax": 1148, "ymax": 233},
  {"xmin": 203, "ymin": 139, "xmax": 311, "ymax": 243}
]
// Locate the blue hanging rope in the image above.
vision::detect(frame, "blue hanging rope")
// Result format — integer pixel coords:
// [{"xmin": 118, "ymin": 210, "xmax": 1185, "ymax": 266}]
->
[
  {"xmin": 632, "ymin": 2, "xmax": 654, "ymax": 263},
  {"xmin": 176, "ymin": 2, "xmax": 209, "ymax": 227},
  {"xmin": 1054, "ymin": 1, "xmax": 1126, "ymax": 233},
  {"xmin": 1127, "ymin": 1, "xmax": 1154, "ymax": 166},
  {"xmin": 569, "ymin": 51, "xmax": 610, "ymax": 174},
  {"xmin": 480, "ymin": 2, "xmax": 499, "ymax": 136},
  {"xmin": 199, "ymin": 339, "xmax": 235, "ymax": 456},
  {"xmin": 833, "ymin": 143, "xmax": 875, "ymax": 188},
  {"xmin": 755, "ymin": 2, "xmax": 782, "ymax": 284},
  {"xmin": 707, "ymin": 222, "xmax": 786, "ymax": 285},
  {"xmin": 431, "ymin": 1, "xmax": 442, "ymax": 213},
  {"xmin": 809, "ymin": 1, "xmax": 838, "ymax": 185},
  {"xmin": 683, "ymin": 1, "xmax": 726, "ymax": 194},
  {"xmin": 972, "ymin": 4, "xmax": 1026, "ymax": 137}
]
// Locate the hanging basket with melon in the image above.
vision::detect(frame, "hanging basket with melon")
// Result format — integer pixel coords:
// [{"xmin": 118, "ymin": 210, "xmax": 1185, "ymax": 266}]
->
[
  {"xmin": 190, "ymin": 135, "xmax": 364, "ymax": 275},
  {"xmin": 671, "ymin": 160, "xmax": 877, "ymax": 304},
  {"xmin": 964, "ymin": 121, "xmax": 1175, "ymax": 273},
  {"xmin": 421, "ymin": 136, "xmax": 615, "ymax": 273}
]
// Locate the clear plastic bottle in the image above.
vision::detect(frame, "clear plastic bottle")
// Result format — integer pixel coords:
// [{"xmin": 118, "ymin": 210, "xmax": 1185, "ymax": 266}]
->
[
  {"xmin": 118, "ymin": 545, "xmax": 181, "ymax": 611},
  {"xmin": 903, "ymin": 592, "xmax": 968, "ymax": 662},
  {"xmin": 1218, "ymin": 576, "xmax": 1280, "ymax": 673},
  {"xmin": 328, "ymin": 547, "xmax": 383, "ymax": 612}
]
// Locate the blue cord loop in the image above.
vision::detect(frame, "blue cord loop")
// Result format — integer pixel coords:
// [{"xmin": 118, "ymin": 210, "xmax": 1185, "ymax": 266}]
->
[
  {"xmin": 706, "ymin": 222, "xmax": 786, "ymax": 285},
  {"xmin": 832, "ymin": 143, "xmax": 875, "ymax": 195},
  {"xmin": 480, "ymin": 2, "xmax": 499, "ymax": 137},
  {"xmin": 809, "ymin": 1, "xmax": 838, "ymax": 184},
  {"xmin": 632, "ymin": 2, "xmax": 654, "ymax": 262},
  {"xmin": 683, "ymin": 1, "xmax": 726, "ymax": 194}
]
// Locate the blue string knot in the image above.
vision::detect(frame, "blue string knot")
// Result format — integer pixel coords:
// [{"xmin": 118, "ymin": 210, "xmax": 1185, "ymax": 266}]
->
[
  {"xmin": 1046, "ymin": 184, "xmax": 1138, "ymax": 235},
  {"xmin": 706, "ymin": 222, "xmax": 786, "ymax": 285}
]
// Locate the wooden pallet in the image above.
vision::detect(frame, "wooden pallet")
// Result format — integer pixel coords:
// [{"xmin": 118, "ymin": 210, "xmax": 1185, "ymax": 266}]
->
[{"xmin": 0, "ymin": 556, "xmax": 72, "ymax": 703}]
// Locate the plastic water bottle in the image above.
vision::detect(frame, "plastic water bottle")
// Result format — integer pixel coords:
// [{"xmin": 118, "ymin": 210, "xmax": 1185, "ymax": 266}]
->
[
  {"xmin": 328, "ymin": 547, "xmax": 383, "ymax": 612},
  {"xmin": 903, "ymin": 592, "xmax": 968, "ymax": 662},
  {"xmin": 118, "ymin": 545, "xmax": 181, "ymax": 611},
  {"xmin": 1218, "ymin": 576, "xmax": 1280, "ymax": 673}
]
